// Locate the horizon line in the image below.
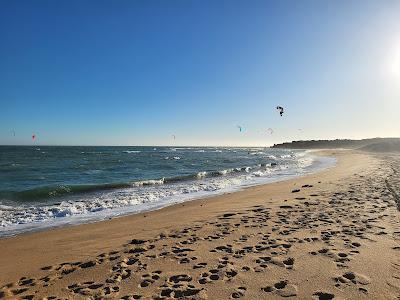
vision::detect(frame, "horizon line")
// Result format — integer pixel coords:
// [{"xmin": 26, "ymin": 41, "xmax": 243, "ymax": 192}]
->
[{"xmin": 1, "ymin": 137, "xmax": 399, "ymax": 148}]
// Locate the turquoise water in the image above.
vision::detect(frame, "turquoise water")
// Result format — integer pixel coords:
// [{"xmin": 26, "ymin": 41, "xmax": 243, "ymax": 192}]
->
[{"xmin": 0, "ymin": 146, "xmax": 335, "ymax": 236}]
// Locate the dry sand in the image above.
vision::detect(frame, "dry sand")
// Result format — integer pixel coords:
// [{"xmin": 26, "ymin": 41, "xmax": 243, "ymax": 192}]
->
[{"xmin": 0, "ymin": 150, "xmax": 399, "ymax": 299}]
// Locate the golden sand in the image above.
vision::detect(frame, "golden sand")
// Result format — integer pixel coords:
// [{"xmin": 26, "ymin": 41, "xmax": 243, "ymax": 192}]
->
[{"xmin": 0, "ymin": 150, "xmax": 399, "ymax": 299}]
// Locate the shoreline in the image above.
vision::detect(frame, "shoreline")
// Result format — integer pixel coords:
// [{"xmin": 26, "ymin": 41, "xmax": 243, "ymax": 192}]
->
[
  {"xmin": 1, "ymin": 150, "xmax": 399, "ymax": 299},
  {"xmin": 0, "ymin": 150, "xmax": 335, "ymax": 238}
]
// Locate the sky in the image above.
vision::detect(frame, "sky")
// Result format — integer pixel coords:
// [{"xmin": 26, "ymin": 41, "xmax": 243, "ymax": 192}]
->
[{"xmin": 1, "ymin": 0, "xmax": 399, "ymax": 146}]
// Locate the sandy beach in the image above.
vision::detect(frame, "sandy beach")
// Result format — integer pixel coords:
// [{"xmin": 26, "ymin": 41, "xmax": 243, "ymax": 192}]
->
[{"xmin": 0, "ymin": 150, "xmax": 399, "ymax": 300}]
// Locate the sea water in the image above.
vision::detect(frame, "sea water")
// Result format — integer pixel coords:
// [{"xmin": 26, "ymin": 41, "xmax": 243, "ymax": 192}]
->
[{"xmin": 0, "ymin": 146, "xmax": 335, "ymax": 237}]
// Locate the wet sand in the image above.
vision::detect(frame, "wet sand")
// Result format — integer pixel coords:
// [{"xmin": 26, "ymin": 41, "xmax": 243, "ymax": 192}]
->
[{"xmin": 0, "ymin": 150, "xmax": 399, "ymax": 299}]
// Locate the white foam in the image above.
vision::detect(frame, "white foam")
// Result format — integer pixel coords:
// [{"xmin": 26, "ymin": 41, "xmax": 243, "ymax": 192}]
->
[
  {"xmin": 132, "ymin": 179, "xmax": 165, "ymax": 186},
  {"xmin": 250, "ymin": 151, "xmax": 265, "ymax": 156},
  {"xmin": 197, "ymin": 171, "xmax": 207, "ymax": 178}
]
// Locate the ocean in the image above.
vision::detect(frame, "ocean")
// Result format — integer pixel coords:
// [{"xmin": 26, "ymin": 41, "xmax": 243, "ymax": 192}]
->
[{"xmin": 0, "ymin": 146, "xmax": 335, "ymax": 237}]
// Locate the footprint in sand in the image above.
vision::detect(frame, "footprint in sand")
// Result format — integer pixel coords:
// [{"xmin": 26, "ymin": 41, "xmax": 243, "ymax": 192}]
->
[
  {"xmin": 334, "ymin": 271, "xmax": 370, "ymax": 289},
  {"xmin": 67, "ymin": 281, "xmax": 109, "ymax": 297},
  {"xmin": 139, "ymin": 270, "xmax": 162, "ymax": 287},
  {"xmin": 159, "ymin": 274, "xmax": 206, "ymax": 299},
  {"xmin": 262, "ymin": 280, "xmax": 298, "ymax": 297},
  {"xmin": 231, "ymin": 286, "xmax": 247, "ymax": 298},
  {"xmin": 120, "ymin": 294, "xmax": 142, "ymax": 300},
  {"xmin": 312, "ymin": 291, "xmax": 336, "ymax": 300},
  {"xmin": 193, "ymin": 262, "xmax": 207, "ymax": 269},
  {"xmin": 302, "ymin": 184, "xmax": 313, "ymax": 188}
]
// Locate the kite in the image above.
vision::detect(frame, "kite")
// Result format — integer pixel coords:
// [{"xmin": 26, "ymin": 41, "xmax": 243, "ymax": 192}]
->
[
  {"xmin": 11, "ymin": 130, "xmax": 15, "ymax": 136},
  {"xmin": 237, "ymin": 125, "xmax": 244, "ymax": 132},
  {"xmin": 32, "ymin": 134, "xmax": 36, "ymax": 141},
  {"xmin": 276, "ymin": 106, "xmax": 284, "ymax": 117},
  {"xmin": 171, "ymin": 134, "xmax": 176, "ymax": 140},
  {"xmin": 267, "ymin": 128, "xmax": 274, "ymax": 134}
]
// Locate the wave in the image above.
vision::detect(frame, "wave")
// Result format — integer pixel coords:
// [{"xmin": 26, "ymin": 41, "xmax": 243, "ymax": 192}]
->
[
  {"xmin": 0, "ymin": 153, "xmax": 337, "ymax": 236},
  {"xmin": 280, "ymin": 154, "xmax": 295, "ymax": 159},
  {"xmin": 132, "ymin": 179, "xmax": 165, "ymax": 187},
  {"xmin": 164, "ymin": 156, "xmax": 181, "ymax": 160},
  {"xmin": 123, "ymin": 150, "xmax": 141, "ymax": 154},
  {"xmin": 0, "ymin": 163, "xmax": 280, "ymax": 203},
  {"xmin": 0, "ymin": 183, "xmax": 132, "ymax": 202}
]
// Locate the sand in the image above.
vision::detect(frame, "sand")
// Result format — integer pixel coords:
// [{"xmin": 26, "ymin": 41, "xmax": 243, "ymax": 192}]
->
[{"xmin": 0, "ymin": 150, "xmax": 399, "ymax": 299}]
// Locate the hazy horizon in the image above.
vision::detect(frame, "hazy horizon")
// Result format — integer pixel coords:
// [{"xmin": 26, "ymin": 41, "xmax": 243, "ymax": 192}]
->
[
  {"xmin": 1, "ymin": 0, "xmax": 400, "ymax": 147},
  {"xmin": 1, "ymin": 136, "xmax": 400, "ymax": 148}
]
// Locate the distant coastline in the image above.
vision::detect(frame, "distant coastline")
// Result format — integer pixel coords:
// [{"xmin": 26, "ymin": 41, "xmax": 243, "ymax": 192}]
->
[{"xmin": 272, "ymin": 137, "xmax": 400, "ymax": 152}]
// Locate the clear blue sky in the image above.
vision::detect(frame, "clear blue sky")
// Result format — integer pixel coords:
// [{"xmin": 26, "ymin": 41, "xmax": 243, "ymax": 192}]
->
[{"xmin": 1, "ymin": 0, "xmax": 399, "ymax": 146}]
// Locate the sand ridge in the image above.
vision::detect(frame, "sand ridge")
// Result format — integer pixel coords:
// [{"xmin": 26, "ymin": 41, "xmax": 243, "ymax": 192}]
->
[{"xmin": 0, "ymin": 151, "xmax": 399, "ymax": 299}]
